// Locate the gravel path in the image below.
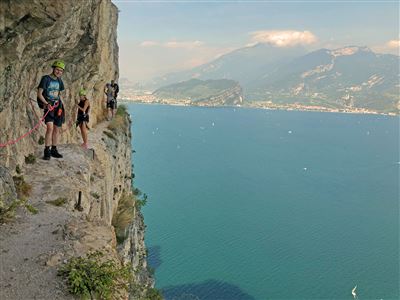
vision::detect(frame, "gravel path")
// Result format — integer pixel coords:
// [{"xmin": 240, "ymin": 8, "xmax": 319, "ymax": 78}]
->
[{"xmin": 0, "ymin": 122, "xmax": 111, "ymax": 300}]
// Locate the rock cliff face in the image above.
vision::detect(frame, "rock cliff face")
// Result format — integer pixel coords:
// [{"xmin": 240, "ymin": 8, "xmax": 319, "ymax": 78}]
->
[
  {"xmin": 0, "ymin": 113, "xmax": 154, "ymax": 299},
  {"xmin": 0, "ymin": 1, "xmax": 154, "ymax": 298},
  {"xmin": 0, "ymin": 0, "xmax": 119, "ymax": 168}
]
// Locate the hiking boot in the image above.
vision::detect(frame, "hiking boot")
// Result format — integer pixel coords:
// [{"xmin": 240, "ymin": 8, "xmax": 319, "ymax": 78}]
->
[
  {"xmin": 51, "ymin": 147, "xmax": 63, "ymax": 158},
  {"xmin": 43, "ymin": 148, "xmax": 51, "ymax": 160}
]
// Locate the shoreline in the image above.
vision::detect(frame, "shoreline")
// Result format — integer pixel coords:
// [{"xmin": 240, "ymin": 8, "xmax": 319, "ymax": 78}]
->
[{"xmin": 119, "ymin": 99, "xmax": 399, "ymax": 117}]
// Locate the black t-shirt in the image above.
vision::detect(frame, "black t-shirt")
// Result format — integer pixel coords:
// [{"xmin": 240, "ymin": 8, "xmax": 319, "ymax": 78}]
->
[{"xmin": 111, "ymin": 83, "xmax": 119, "ymax": 95}]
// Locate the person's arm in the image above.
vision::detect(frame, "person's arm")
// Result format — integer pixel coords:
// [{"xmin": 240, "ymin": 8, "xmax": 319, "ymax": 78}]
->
[
  {"xmin": 76, "ymin": 100, "xmax": 90, "ymax": 112},
  {"xmin": 76, "ymin": 104, "xmax": 85, "ymax": 112},
  {"xmin": 82, "ymin": 100, "xmax": 90, "ymax": 113},
  {"xmin": 37, "ymin": 76, "xmax": 52, "ymax": 109},
  {"xmin": 37, "ymin": 88, "xmax": 53, "ymax": 110},
  {"xmin": 37, "ymin": 88, "xmax": 48, "ymax": 106}
]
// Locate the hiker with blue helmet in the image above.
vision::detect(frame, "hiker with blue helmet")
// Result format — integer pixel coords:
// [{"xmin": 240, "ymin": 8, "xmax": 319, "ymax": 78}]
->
[
  {"xmin": 76, "ymin": 88, "xmax": 90, "ymax": 149},
  {"xmin": 37, "ymin": 60, "xmax": 66, "ymax": 160}
]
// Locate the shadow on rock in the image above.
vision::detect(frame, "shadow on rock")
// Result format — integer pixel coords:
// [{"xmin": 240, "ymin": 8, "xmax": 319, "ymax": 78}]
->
[{"xmin": 161, "ymin": 279, "xmax": 256, "ymax": 300}]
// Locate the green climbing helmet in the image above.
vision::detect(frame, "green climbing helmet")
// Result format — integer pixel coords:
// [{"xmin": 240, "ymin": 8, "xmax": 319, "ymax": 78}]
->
[
  {"xmin": 51, "ymin": 60, "xmax": 65, "ymax": 70},
  {"xmin": 79, "ymin": 88, "xmax": 87, "ymax": 96}
]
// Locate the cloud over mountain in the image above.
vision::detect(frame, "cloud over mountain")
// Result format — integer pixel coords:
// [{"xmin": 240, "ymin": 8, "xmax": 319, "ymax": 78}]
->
[
  {"xmin": 386, "ymin": 39, "xmax": 400, "ymax": 49},
  {"xmin": 249, "ymin": 30, "xmax": 317, "ymax": 47}
]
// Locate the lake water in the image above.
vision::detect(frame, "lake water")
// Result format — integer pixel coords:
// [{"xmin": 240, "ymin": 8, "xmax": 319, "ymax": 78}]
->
[{"xmin": 127, "ymin": 103, "xmax": 399, "ymax": 300}]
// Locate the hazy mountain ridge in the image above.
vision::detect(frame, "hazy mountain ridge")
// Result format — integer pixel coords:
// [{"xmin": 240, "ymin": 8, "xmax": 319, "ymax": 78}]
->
[
  {"xmin": 147, "ymin": 43, "xmax": 307, "ymax": 89},
  {"xmin": 248, "ymin": 46, "xmax": 399, "ymax": 112},
  {"xmin": 148, "ymin": 45, "xmax": 399, "ymax": 113}
]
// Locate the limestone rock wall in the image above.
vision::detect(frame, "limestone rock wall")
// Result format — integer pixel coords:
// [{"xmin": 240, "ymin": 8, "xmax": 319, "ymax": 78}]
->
[
  {"xmin": 0, "ymin": 1, "xmax": 154, "ymax": 298},
  {"xmin": 0, "ymin": 0, "xmax": 119, "ymax": 168},
  {"xmin": 0, "ymin": 114, "xmax": 154, "ymax": 299}
]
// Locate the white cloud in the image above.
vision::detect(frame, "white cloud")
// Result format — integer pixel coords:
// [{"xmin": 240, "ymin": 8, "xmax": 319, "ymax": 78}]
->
[
  {"xmin": 249, "ymin": 30, "xmax": 317, "ymax": 47},
  {"xmin": 164, "ymin": 40, "xmax": 204, "ymax": 49},
  {"xmin": 371, "ymin": 39, "xmax": 400, "ymax": 55},
  {"xmin": 387, "ymin": 39, "xmax": 400, "ymax": 49},
  {"xmin": 140, "ymin": 41, "xmax": 159, "ymax": 47}
]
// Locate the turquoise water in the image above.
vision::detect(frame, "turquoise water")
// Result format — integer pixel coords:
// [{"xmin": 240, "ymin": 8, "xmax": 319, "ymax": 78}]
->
[{"xmin": 128, "ymin": 104, "xmax": 399, "ymax": 300}]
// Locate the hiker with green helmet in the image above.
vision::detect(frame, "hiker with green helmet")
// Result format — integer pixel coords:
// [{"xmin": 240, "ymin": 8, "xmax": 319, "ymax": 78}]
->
[
  {"xmin": 76, "ymin": 88, "xmax": 90, "ymax": 149},
  {"xmin": 37, "ymin": 60, "xmax": 66, "ymax": 160}
]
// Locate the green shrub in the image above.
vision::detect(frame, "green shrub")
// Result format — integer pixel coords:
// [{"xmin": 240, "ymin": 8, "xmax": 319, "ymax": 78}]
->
[
  {"xmin": 0, "ymin": 198, "xmax": 20, "ymax": 223},
  {"xmin": 58, "ymin": 251, "xmax": 131, "ymax": 300},
  {"xmin": 132, "ymin": 187, "xmax": 142, "ymax": 196},
  {"xmin": 144, "ymin": 288, "xmax": 163, "ymax": 300},
  {"xmin": 15, "ymin": 164, "xmax": 21, "ymax": 174},
  {"xmin": 115, "ymin": 105, "xmax": 127, "ymax": 117},
  {"xmin": 24, "ymin": 153, "xmax": 36, "ymax": 164},
  {"xmin": 107, "ymin": 105, "xmax": 129, "ymax": 134},
  {"xmin": 135, "ymin": 193, "xmax": 148, "ymax": 209},
  {"xmin": 38, "ymin": 135, "xmax": 45, "ymax": 145}
]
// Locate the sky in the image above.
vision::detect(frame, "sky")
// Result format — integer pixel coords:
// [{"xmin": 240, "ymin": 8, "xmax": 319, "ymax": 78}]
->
[{"xmin": 112, "ymin": 0, "xmax": 399, "ymax": 83}]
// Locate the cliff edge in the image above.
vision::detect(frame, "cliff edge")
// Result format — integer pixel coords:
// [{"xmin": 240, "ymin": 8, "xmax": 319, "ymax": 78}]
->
[{"xmin": 0, "ymin": 1, "xmax": 156, "ymax": 299}]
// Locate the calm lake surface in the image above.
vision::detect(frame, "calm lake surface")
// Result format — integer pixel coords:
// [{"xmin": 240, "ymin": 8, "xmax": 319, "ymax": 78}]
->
[{"xmin": 127, "ymin": 103, "xmax": 399, "ymax": 300}]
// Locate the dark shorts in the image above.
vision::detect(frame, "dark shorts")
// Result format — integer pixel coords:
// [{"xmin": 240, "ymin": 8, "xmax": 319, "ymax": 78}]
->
[
  {"xmin": 76, "ymin": 114, "xmax": 89, "ymax": 125},
  {"xmin": 44, "ymin": 108, "xmax": 63, "ymax": 127},
  {"xmin": 107, "ymin": 100, "xmax": 116, "ymax": 109}
]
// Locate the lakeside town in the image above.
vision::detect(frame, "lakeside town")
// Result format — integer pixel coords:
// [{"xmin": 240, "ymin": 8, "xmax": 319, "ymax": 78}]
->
[{"xmin": 118, "ymin": 89, "xmax": 398, "ymax": 116}]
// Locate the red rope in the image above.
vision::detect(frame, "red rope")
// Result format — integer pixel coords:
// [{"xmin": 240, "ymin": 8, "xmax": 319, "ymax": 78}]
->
[{"xmin": 0, "ymin": 102, "xmax": 58, "ymax": 148}]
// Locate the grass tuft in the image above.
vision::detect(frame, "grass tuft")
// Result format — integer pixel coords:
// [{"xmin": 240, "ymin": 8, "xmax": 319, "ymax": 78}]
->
[
  {"xmin": 103, "ymin": 130, "xmax": 117, "ymax": 140},
  {"xmin": 46, "ymin": 197, "xmax": 67, "ymax": 207},
  {"xmin": 24, "ymin": 153, "xmax": 36, "ymax": 164}
]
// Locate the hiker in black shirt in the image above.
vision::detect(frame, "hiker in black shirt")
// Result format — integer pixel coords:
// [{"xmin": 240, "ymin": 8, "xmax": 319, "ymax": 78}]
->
[{"xmin": 111, "ymin": 79, "xmax": 119, "ymax": 105}]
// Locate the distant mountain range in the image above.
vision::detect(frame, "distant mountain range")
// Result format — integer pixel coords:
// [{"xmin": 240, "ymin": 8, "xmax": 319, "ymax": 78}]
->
[
  {"xmin": 147, "ymin": 43, "xmax": 307, "ymax": 89},
  {"xmin": 146, "ymin": 44, "xmax": 399, "ymax": 113}
]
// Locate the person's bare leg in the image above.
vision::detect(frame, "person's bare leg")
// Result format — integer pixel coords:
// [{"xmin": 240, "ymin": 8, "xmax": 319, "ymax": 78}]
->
[
  {"xmin": 52, "ymin": 126, "xmax": 59, "ymax": 146},
  {"xmin": 45, "ymin": 122, "xmax": 54, "ymax": 146},
  {"xmin": 43, "ymin": 122, "xmax": 54, "ymax": 159},
  {"xmin": 80, "ymin": 123, "xmax": 88, "ymax": 148}
]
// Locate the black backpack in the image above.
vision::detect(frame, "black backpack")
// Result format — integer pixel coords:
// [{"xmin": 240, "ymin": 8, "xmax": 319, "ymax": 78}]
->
[
  {"xmin": 112, "ymin": 83, "xmax": 119, "ymax": 95},
  {"xmin": 37, "ymin": 75, "xmax": 63, "ymax": 109}
]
